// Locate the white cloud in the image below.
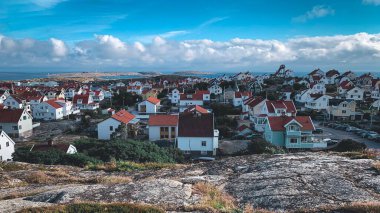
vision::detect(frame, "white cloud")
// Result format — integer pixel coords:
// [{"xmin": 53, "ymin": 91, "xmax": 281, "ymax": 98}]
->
[
  {"xmin": 363, "ymin": 0, "xmax": 380, "ymax": 5},
  {"xmin": 1, "ymin": 32, "xmax": 380, "ymax": 71},
  {"xmin": 292, "ymin": 5, "xmax": 335, "ymax": 23},
  {"xmin": 30, "ymin": 0, "xmax": 66, "ymax": 9}
]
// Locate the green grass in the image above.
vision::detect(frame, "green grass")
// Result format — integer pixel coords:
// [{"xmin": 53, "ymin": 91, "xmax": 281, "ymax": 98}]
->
[{"xmin": 17, "ymin": 202, "xmax": 165, "ymax": 213}]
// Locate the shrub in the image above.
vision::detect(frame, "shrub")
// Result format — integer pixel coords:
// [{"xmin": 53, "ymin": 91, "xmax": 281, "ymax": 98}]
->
[
  {"xmin": 24, "ymin": 171, "xmax": 51, "ymax": 184},
  {"xmin": 13, "ymin": 147, "xmax": 99, "ymax": 167},
  {"xmin": 247, "ymin": 139, "xmax": 285, "ymax": 154},
  {"xmin": 74, "ymin": 139, "xmax": 183, "ymax": 163},
  {"xmin": 333, "ymin": 139, "xmax": 366, "ymax": 152}
]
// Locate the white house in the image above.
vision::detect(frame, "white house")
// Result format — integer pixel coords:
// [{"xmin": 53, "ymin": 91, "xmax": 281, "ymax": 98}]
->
[
  {"xmin": 0, "ymin": 109, "xmax": 34, "ymax": 138},
  {"xmin": 309, "ymin": 83, "xmax": 326, "ymax": 94},
  {"xmin": 208, "ymin": 84, "xmax": 223, "ymax": 95},
  {"xmin": 325, "ymin": 70, "xmax": 340, "ymax": 84},
  {"xmin": 232, "ymin": 91, "xmax": 252, "ymax": 107},
  {"xmin": 0, "ymin": 90, "xmax": 10, "ymax": 104},
  {"xmin": 304, "ymin": 94, "xmax": 332, "ymax": 110},
  {"xmin": 137, "ymin": 97, "xmax": 161, "ymax": 114},
  {"xmin": 32, "ymin": 100, "xmax": 64, "ymax": 120},
  {"xmin": 97, "ymin": 109, "xmax": 139, "ymax": 140},
  {"xmin": 148, "ymin": 114, "xmax": 178, "ymax": 142},
  {"xmin": 345, "ymin": 87, "xmax": 364, "ymax": 101},
  {"xmin": 177, "ymin": 112, "xmax": 219, "ymax": 156},
  {"xmin": 170, "ymin": 88, "xmax": 183, "ymax": 104},
  {"xmin": 0, "ymin": 131, "xmax": 15, "ymax": 161},
  {"xmin": 73, "ymin": 94, "xmax": 99, "ymax": 110},
  {"xmin": 127, "ymin": 86, "xmax": 142, "ymax": 94}
]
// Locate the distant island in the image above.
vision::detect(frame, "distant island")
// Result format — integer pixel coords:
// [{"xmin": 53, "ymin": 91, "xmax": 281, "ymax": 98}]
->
[{"xmin": 173, "ymin": 71, "xmax": 212, "ymax": 75}]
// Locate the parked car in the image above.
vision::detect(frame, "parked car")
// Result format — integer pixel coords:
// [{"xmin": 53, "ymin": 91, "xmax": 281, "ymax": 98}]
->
[
  {"xmin": 346, "ymin": 126, "xmax": 360, "ymax": 132},
  {"xmin": 351, "ymin": 128, "xmax": 363, "ymax": 133},
  {"xmin": 313, "ymin": 128, "xmax": 323, "ymax": 134},
  {"xmin": 356, "ymin": 130, "xmax": 367, "ymax": 136},
  {"xmin": 363, "ymin": 131, "xmax": 378, "ymax": 139}
]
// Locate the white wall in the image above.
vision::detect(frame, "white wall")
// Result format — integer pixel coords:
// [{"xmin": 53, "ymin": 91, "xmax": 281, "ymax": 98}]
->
[
  {"xmin": 0, "ymin": 131, "xmax": 15, "ymax": 161},
  {"xmin": 97, "ymin": 118, "xmax": 121, "ymax": 140},
  {"xmin": 177, "ymin": 137, "xmax": 215, "ymax": 152}
]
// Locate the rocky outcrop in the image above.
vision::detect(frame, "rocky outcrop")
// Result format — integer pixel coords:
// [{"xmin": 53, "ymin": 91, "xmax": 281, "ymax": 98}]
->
[{"xmin": 0, "ymin": 152, "xmax": 379, "ymax": 212}]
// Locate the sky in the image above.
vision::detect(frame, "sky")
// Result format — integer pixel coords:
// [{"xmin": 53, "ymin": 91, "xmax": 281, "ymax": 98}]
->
[{"xmin": 0, "ymin": 0, "xmax": 380, "ymax": 73}]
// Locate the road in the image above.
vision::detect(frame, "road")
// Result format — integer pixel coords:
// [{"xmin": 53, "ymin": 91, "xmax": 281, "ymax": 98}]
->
[{"xmin": 315, "ymin": 124, "xmax": 380, "ymax": 149}]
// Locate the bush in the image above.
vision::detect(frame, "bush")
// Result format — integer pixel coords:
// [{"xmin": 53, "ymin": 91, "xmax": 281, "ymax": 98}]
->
[
  {"xmin": 13, "ymin": 147, "xmax": 99, "ymax": 167},
  {"xmin": 247, "ymin": 139, "xmax": 285, "ymax": 154},
  {"xmin": 74, "ymin": 139, "xmax": 184, "ymax": 163},
  {"xmin": 333, "ymin": 139, "xmax": 367, "ymax": 152}
]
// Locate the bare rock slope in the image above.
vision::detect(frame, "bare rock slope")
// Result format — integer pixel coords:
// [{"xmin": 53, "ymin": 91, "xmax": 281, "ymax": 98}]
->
[{"xmin": 0, "ymin": 152, "xmax": 379, "ymax": 212}]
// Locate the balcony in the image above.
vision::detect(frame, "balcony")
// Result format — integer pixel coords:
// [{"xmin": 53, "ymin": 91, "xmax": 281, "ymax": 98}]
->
[{"xmin": 286, "ymin": 131, "xmax": 301, "ymax": 136}]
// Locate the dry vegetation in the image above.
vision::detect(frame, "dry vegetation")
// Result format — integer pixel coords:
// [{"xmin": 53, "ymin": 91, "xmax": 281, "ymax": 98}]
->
[
  {"xmin": 189, "ymin": 182, "xmax": 238, "ymax": 213},
  {"xmin": 298, "ymin": 201, "xmax": 380, "ymax": 213},
  {"xmin": 86, "ymin": 160, "xmax": 179, "ymax": 172},
  {"xmin": 16, "ymin": 202, "xmax": 165, "ymax": 213},
  {"xmin": 338, "ymin": 149, "xmax": 379, "ymax": 160},
  {"xmin": 373, "ymin": 161, "xmax": 380, "ymax": 173}
]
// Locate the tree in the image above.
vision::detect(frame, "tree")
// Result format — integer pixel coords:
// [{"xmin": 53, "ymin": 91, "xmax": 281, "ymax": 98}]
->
[
  {"xmin": 193, "ymin": 82, "xmax": 210, "ymax": 90},
  {"xmin": 112, "ymin": 123, "xmax": 129, "ymax": 140}
]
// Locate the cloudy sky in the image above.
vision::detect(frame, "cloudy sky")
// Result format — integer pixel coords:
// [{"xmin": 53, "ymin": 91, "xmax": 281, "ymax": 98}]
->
[{"xmin": 1, "ymin": 0, "xmax": 380, "ymax": 73}]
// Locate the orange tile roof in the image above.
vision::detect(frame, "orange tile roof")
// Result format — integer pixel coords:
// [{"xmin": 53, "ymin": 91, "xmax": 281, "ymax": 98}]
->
[
  {"xmin": 45, "ymin": 100, "xmax": 62, "ymax": 109},
  {"xmin": 148, "ymin": 114, "xmax": 178, "ymax": 126},
  {"xmin": 111, "ymin": 109, "xmax": 136, "ymax": 124},
  {"xmin": 147, "ymin": 97, "xmax": 160, "ymax": 105}
]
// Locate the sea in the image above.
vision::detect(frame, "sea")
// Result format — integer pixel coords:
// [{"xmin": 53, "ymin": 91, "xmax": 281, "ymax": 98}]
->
[{"xmin": 1, "ymin": 71, "xmax": 380, "ymax": 81}]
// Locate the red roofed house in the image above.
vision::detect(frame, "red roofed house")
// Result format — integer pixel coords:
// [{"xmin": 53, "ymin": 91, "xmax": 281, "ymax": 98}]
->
[
  {"xmin": 0, "ymin": 109, "xmax": 34, "ymax": 138},
  {"xmin": 184, "ymin": 105, "xmax": 209, "ymax": 115},
  {"xmin": 97, "ymin": 109, "xmax": 139, "ymax": 140},
  {"xmin": 338, "ymin": 80, "xmax": 354, "ymax": 95},
  {"xmin": 138, "ymin": 97, "xmax": 161, "ymax": 114},
  {"xmin": 148, "ymin": 114, "xmax": 179, "ymax": 141},
  {"xmin": 233, "ymin": 91, "xmax": 252, "ymax": 107},
  {"xmin": 177, "ymin": 111, "xmax": 219, "ymax": 156},
  {"xmin": 252, "ymin": 100, "xmax": 297, "ymax": 132},
  {"xmin": 179, "ymin": 90, "xmax": 210, "ymax": 112},
  {"xmin": 73, "ymin": 94, "xmax": 99, "ymax": 110},
  {"xmin": 264, "ymin": 116, "xmax": 326, "ymax": 149},
  {"xmin": 32, "ymin": 99, "xmax": 64, "ymax": 120},
  {"xmin": 127, "ymin": 86, "xmax": 143, "ymax": 95}
]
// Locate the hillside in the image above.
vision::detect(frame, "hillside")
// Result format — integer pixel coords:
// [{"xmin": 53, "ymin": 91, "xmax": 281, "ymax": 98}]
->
[{"xmin": 1, "ymin": 152, "xmax": 379, "ymax": 212}]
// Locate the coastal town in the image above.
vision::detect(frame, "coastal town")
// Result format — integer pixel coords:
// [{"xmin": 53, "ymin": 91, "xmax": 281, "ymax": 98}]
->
[{"xmin": 1, "ymin": 65, "xmax": 380, "ymax": 164}]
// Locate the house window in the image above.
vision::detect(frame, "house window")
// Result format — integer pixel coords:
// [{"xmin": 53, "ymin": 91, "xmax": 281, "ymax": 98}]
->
[
  {"xmin": 110, "ymin": 126, "xmax": 113, "ymax": 131},
  {"xmin": 0, "ymin": 156, "xmax": 2, "ymax": 161},
  {"xmin": 6, "ymin": 142, "xmax": 9, "ymax": 147},
  {"xmin": 0, "ymin": 126, "xmax": 2, "ymax": 129},
  {"xmin": 160, "ymin": 127, "xmax": 169, "ymax": 139},
  {"xmin": 201, "ymin": 151, "xmax": 207, "ymax": 155},
  {"xmin": 19, "ymin": 125, "xmax": 22, "ymax": 130},
  {"xmin": 201, "ymin": 141, "xmax": 207, "ymax": 146},
  {"xmin": 23, "ymin": 116, "xmax": 27, "ymax": 120},
  {"xmin": 301, "ymin": 136, "xmax": 307, "ymax": 142},
  {"xmin": 342, "ymin": 110, "xmax": 347, "ymax": 114},
  {"xmin": 12, "ymin": 126, "xmax": 18, "ymax": 130},
  {"xmin": 184, "ymin": 150, "xmax": 191, "ymax": 154},
  {"xmin": 290, "ymin": 138, "xmax": 298, "ymax": 143},
  {"xmin": 171, "ymin": 127, "xmax": 176, "ymax": 139},
  {"xmin": 343, "ymin": 104, "xmax": 347, "ymax": 107}
]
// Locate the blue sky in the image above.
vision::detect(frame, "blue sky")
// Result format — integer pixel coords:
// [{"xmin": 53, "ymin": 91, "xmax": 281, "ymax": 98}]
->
[{"xmin": 0, "ymin": 0, "xmax": 380, "ymax": 72}]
